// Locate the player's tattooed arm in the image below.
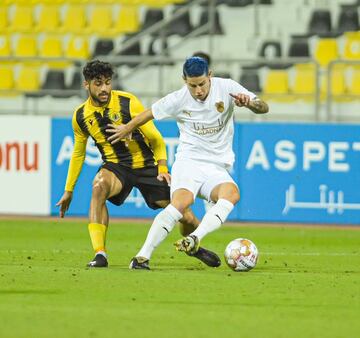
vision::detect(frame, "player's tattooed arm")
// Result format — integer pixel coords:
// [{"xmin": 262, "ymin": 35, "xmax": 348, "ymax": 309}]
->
[
  {"xmin": 247, "ymin": 99, "xmax": 269, "ymax": 114},
  {"xmin": 230, "ymin": 93, "xmax": 269, "ymax": 114}
]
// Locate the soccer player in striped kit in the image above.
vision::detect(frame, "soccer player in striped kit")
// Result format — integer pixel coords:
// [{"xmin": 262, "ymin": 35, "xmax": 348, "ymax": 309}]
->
[{"xmin": 56, "ymin": 60, "xmax": 221, "ymax": 269}]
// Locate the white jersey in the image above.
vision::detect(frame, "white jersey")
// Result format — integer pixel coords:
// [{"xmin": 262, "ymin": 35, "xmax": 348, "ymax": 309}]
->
[{"xmin": 151, "ymin": 77, "xmax": 256, "ymax": 167}]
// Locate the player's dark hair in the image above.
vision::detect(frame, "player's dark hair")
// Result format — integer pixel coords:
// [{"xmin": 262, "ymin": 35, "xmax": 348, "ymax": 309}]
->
[
  {"xmin": 183, "ymin": 57, "xmax": 209, "ymax": 78},
  {"xmin": 192, "ymin": 51, "xmax": 211, "ymax": 66},
  {"xmin": 83, "ymin": 60, "xmax": 114, "ymax": 81}
]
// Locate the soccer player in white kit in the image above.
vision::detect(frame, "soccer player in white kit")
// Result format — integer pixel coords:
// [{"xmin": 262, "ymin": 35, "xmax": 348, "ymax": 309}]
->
[{"xmin": 106, "ymin": 57, "xmax": 269, "ymax": 268}]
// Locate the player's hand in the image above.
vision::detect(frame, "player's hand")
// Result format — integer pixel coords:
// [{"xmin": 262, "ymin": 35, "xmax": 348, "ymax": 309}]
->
[
  {"xmin": 106, "ymin": 123, "xmax": 132, "ymax": 145},
  {"xmin": 157, "ymin": 172, "xmax": 171, "ymax": 186},
  {"xmin": 56, "ymin": 191, "xmax": 73, "ymax": 218},
  {"xmin": 230, "ymin": 93, "xmax": 251, "ymax": 107}
]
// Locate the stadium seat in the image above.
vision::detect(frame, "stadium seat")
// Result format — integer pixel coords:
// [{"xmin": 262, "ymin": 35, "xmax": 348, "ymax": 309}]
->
[
  {"xmin": 42, "ymin": 69, "xmax": 68, "ymax": 98},
  {"xmin": 288, "ymin": 38, "xmax": 310, "ymax": 57},
  {"xmin": 15, "ymin": 35, "xmax": 37, "ymax": 57},
  {"xmin": 39, "ymin": 35, "xmax": 63, "ymax": 58},
  {"xmin": 336, "ymin": 6, "xmax": 359, "ymax": 34},
  {"xmin": 15, "ymin": 65, "xmax": 40, "ymax": 92},
  {"xmin": 0, "ymin": 35, "xmax": 11, "ymax": 57},
  {"xmin": 0, "ymin": 6, "xmax": 8, "ymax": 32},
  {"xmin": 348, "ymin": 68, "xmax": 360, "ymax": 96},
  {"xmin": 39, "ymin": 35, "xmax": 70, "ymax": 69},
  {"xmin": 314, "ymin": 38, "xmax": 339, "ymax": 68},
  {"xmin": 292, "ymin": 64, "xmax": 316, "ymax": 101},
  {"xmin": 62, "ymin": 5, "xmax": 87, "ymax": 33},
  {"xmin": 222, "ymin": 0, "xmax": 254, "ymax": 7},
  {"xmin": 92, "ymin": 39, "xmax": 114, "ymax": 57},
  {"xmin": 116, "ymin": 34, "xmax": 141, "ymax": 67},
  {"xmin": 166, "ymin": 6, "xmax": 193, "ymax": 36},
  {"xmin": 65, "ymin": 36, "xmax": 90, "ymax": 59},
  {"xmin": 321, "ymin": 65, "xmax": 347, "ymax": 101},
  {"xmin": 67, "ymin": 69, "xmax": 83, "ymax": 97},
  {"xmin": 36, "ymin": 5, "xmax": 61, "ymax": 32},
  {"xmin": 113, "ymin": 5, "xmax": 140, "ymax": 34},
  {"xmin": 239, "ymin": 69, "xmax": 261, "ymax": 93},
  {"xmin": 197, "ymin": 7, "xmax": 224, "ymax": 35},
  {"xmin": 142, "ymin": 8, "xmax": 164, "ymax": 35},
  {"xmin": 9, "ymin": 5, "xmax": 34, "ymax": 33},
  {"xmin": 263, "ymin": 69, "xmax": 291, "ymax": 101},
  {"xmin": 308, "ymin": 9, "xmax": 332, "ymax": 36},
  {"xmin": 343, "ymin": 32, "xmax": 360, "ymax": 60},
  {"xmin": 260, "ymin": 40, "xmax": 282, "ymax": 58},
  {"xmin": 88, "ymin": 6, "xmax": 113, "ymax": 35},
  {"xmin": 0, "ymin": 66, "xmax": 14, "ymax": 91}
]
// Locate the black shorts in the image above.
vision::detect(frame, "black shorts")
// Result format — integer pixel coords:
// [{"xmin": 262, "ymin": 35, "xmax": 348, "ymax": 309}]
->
[{"xmin": 101, "ymin": 162, "xmax": 170, "ymax": 209}]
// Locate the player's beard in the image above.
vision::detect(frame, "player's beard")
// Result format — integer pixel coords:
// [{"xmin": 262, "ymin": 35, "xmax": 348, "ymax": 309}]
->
[{"xmin": 89, "ymin": 89, "xmax": 110, "ymax": 106}]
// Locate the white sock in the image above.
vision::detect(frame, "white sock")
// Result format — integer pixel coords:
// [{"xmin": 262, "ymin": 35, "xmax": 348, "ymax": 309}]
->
[
  {"xmin": 191, "ymin": 199, "xmax": 234, "ymax": 241},
  {"xmin": 96, "ymin": 251, "xmax": 107, "ymax": 258},
  {"xmin": 136, "ymin": 204, "xmax": 183, "ymax": 259}
]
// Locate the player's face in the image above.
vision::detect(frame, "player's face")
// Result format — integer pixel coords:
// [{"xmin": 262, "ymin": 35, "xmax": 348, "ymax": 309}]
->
[
  {"xmin": 184, "ymin": 73, "xmax": 211, "ymax": 101},
  {"xmin": 85, "ymin": 75, "xmax": 112, "ymax": 106}
]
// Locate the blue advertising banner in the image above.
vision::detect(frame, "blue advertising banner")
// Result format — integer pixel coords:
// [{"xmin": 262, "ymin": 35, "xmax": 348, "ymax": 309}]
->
[
  {"xmin": 51, "ymin": 119, "xmax": 239, "ymax": 219},
  {"xmin": 238, "ymin": 123, "xmax": 360, "ymax": 225},
  {"xmin": 51, "ymin": 119, "xmax": 360, "ymax": 225}
]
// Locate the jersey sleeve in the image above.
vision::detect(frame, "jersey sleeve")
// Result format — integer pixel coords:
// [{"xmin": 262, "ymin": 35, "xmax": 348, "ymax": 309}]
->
[
  {"xmin": 151, "ymin": 92, "xmax": 180, "ymax": 120},
  {"xmin": 130, "ymin": 94, "xmax": 167, "ymax": 162},
  {"xmin": 64, "ymin": 114, "xmax": 88, "ymax": 192},
  {"xmin": 228, "ymin": 78, "xmax": 257, "ymax": 100}
]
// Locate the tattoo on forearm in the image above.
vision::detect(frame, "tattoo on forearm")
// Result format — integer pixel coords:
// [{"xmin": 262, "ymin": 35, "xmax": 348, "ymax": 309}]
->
[{"xmin": 249, "ymin": 100, "xmax": 269, "ymax": 114}]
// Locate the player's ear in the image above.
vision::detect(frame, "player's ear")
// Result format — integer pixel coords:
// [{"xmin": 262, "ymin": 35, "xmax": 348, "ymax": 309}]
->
[
  {"xmin": 83, "ymin": 80, "xmax": 89, "ymax": 90},
  {"xmin": 182, "ymin": 75, "xmax": 186, "ymax": 82},
  {"xmin": 208, "ymin": 70, "xmax": 213, "ymax": 77}
]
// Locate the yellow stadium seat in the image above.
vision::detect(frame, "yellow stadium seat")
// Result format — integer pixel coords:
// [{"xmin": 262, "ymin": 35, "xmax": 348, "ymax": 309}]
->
[
  {"xmin": 88, "ymin": 6, "xmax": 113, "ymax": 35},
  {"xmin": 15, "ymin": 65, "xmax": 40, "ymax": 92},
  {"xmin": 0, "ymin": 35, "xmax": 11, "ymax": 57},
  {"xmin": 292, "ymin": 64, "xmax": 317, "ymax": 101},
  {"xmin": 40, "ymin": 35, "xmax": 71, "ymax": 68},
  {"xmin": 62, "ymin": 5, "xmax": 87, "ymax": 33},
  {"xmin": 314, "ymin": 38, "xmax": 339, "ymax": 68},
  {"xmin": 36, "ymin": 5, "xmax": 61, "ymax": 32},
  {"xmin": 321, "ymin": 65, "xmax": 347, "ymax": 101},
  {"xmin": 15, "ymin": 35, "xmax": 37, "ymax": 57},
  {"xmin": 65, "ymin": 36, "xmax": 89, "ymax": 59},
  {"xmin": 348, "ymin": 68, "xmax": 360, "ymax": 96},
  {"xmin": 140, "ymin": 0, "xmax": 176, "ymax": 6},
  {"xmin": 9, "ymin": 5, "xmax": 34, "ymax": 33},
  {"xmin": 39, "ymin": 35, "xmax": 63, "ymax": 58},
  {"xmin": 343, "ymin": 32, "xmax": 360, "ymax": 60},
  {"xmin": 0, "ymin": 66, "xmax": 14, "ymax": 90},
  {"xmin": 114, "ymin": 5, "xmax": 140, "ymax": 34},
  {"xmin": 0, "ymin": 6, "xmax": 8, "ymax": 32},
  {"xmin": 263, "ymin": 69, "xmax": 289, "ymax": 96}
]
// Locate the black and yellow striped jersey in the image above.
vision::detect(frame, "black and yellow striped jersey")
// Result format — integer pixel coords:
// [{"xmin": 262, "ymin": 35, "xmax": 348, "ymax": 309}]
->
[{"xmin": 65, "ymin": 90, "xmax": 167, "ymax": 191}]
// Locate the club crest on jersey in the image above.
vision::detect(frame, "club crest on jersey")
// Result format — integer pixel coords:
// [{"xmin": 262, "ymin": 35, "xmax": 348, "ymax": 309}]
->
[
  {"xmin": 110, "ymin": 112, "xmax": 121, "ymax": 122},
  {"xmin": 215, "ymin": 101, "xmax": 225, "ymax": 113}
]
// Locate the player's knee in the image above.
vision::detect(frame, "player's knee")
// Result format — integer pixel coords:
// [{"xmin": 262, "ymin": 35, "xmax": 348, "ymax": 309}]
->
[
  {"xmin": 222, "ymin": 186, "xmax": 240, "ymax": 205},
  {"xmin": 92, "ymin": 178, "xmax": 110, "ymax": 201}
]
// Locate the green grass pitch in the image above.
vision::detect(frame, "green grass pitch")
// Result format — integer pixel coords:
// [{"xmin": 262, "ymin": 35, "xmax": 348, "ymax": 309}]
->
[{"xmin": 0, "ymin": 218, "xmax": 359, "ymax": 338}]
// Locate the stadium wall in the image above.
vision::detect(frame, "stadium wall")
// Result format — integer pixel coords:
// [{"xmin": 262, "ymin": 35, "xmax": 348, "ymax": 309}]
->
[{"xmin": 1, "ymin": 116, "xmax": 359, "ymax": 225}]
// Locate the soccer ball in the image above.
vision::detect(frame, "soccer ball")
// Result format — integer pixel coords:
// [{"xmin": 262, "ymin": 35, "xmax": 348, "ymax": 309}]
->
[{"xmin": 224, "ymin": 238, "xmax": 259, "ymax": 272}]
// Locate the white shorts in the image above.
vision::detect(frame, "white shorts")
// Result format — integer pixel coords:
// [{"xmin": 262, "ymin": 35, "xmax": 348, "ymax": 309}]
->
[{"xmin": 170, "ymin": 158, "xmax": 237, "ymax": 202}]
